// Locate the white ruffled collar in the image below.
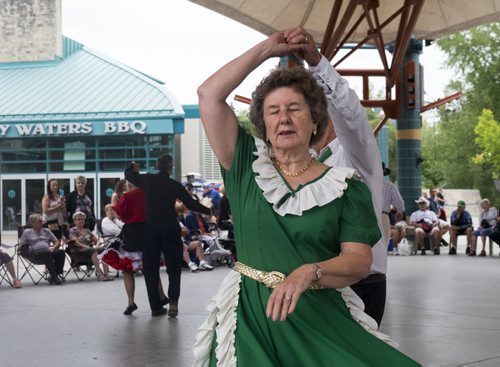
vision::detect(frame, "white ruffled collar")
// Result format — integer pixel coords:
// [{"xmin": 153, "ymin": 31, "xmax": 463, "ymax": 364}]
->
[{"xmin": 252, "ymin": 136, "xmax": 359, "ymax": 216}]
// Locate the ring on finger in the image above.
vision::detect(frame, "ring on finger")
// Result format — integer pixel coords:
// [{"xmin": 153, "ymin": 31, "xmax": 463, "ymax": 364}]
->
[{"xmin": 284, "ymin": 295, "xmax": 291, "ymax": 301}]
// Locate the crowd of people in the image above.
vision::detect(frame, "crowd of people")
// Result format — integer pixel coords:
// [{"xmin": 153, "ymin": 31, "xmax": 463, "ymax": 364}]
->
[
  {"xmin": 384, "ymin": 187, "xmax": 499, "ymax": 257},
  {"xmin": 3, "ymin": 170, "xmax": 230, "ymax": 318}
]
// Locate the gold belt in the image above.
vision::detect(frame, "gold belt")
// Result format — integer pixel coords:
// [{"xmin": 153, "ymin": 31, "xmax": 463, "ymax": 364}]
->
[{"xmin": 233, "ymin": 261, "xmax": 322, "ymax": 290}]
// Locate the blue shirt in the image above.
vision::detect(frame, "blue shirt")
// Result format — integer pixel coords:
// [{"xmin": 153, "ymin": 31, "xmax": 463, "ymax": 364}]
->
[
  {"xmin": 450, "ymin": 210, "xmax": 473, "ymax": 230},
  {"xmin": 203, "ymin": 189, "xmax": 221, "ymax": 208}
]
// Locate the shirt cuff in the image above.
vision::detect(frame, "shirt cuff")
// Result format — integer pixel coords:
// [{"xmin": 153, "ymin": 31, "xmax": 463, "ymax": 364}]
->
[{"xmin": 309, "ymin": 55, "xmax": 341, "ymax": 87}]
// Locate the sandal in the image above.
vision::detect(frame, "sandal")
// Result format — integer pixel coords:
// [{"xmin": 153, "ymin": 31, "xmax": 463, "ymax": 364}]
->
[
  {"xmin": 479, "ymin": 250, "xmax": 486, "ymax": 257},
  {"xmin": 98, "ymin": 274, "xmax": 113, "ymax": 281}
]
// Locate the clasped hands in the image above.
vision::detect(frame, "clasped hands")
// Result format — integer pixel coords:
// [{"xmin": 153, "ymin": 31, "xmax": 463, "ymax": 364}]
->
[{"xmin": 266, "ymin": 27, "xmax": 322, "ymax": 67}]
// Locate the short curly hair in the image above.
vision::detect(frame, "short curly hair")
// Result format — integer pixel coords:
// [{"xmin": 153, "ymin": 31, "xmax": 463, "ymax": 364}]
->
[{"xmin": 249, "ymin": 67, "xmax": 328, "ymax": 146}]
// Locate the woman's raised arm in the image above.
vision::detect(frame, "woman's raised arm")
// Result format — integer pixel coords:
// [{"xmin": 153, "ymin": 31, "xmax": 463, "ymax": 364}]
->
[{"xmin": 197, "ymin": 32, "xmax": 303, "ymax": 170}]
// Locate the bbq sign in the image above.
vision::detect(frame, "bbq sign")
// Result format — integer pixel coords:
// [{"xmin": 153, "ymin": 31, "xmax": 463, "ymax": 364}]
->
[{"xmin": 0, "ymin": 120, "xmax": 152, "ymax": 138}]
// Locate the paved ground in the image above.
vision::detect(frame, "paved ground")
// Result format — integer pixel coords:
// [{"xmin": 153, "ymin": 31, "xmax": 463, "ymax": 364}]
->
[{"xmin": 1, "ymin": 236, "xmax": 499, "ymax": 367}]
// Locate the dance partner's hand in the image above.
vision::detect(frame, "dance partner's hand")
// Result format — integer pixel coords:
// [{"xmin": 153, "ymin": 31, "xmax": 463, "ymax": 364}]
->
[
  {"xmin": 264, "ymin": 31, "xmax": 304, "ymax": 59},
  {"xmin": 266, "ymin": 264, "xmax": 317, "ymax": 322},
  {"xmin": 283, "ymin": 27, "xmax": 322, "ymax": 66}
]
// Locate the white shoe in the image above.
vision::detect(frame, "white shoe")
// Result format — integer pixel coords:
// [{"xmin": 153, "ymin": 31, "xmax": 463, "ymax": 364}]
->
[
  {"xmin": 199, "ymin": 261, "xmax": 214, "ymax": 271},
  {"xmin": 188, "ymin": 262, "xmax": 199, "ymax": 272}
]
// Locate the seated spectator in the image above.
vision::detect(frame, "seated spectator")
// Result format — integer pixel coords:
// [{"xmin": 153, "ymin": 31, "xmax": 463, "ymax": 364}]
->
[
  {"xmin": 410, "ymin": 197, "xmax": 441, "ymax": 255},
  {"xmin": 436, "ymin": 190, "xmax": 447, "ymax": 221},
  {"xmin": 178, "ymin": 204, "xmax": 216, "ymax": 249},
  {"xmin": 470, "ymin": 199, "xmax": 498, "ymax": 256},
  {"xmin": 68, "ymin": 211, "xmax": 113, "ymax": 281},
  {"xmin": 202, "ymin": 184, "xmax": 221, "ymax": 216},
  {"xmin": 489, "ymin": 214, "xmax": 500, "ymax": 249},
  {"xmin": 217, "ymin": 185, "xmax": 232, "ymax": 229},
  {"xmin": 19, "ymin": 214, "xmax": 65, "ymax": 285},
  {"xmin": 428, "ymin": 188, "xmax": 450, "ymax": 246},
  {"xmin": 391, "ymin": 220, "xmax": 407, "ymax": 253},
  {"xmin": 448, "ymin": 200, "xmax": 473, "ymax": 255},
  {"xmin": 179, "ymin": 222, "xmax": 213, "ymax": 272},
  {"xmin": 0, "ymin": 235, "xmax": 22, "ymax": 288},
  {"xmin": 101, "ymin": 204, "xmax": 124, "ymax": 237}
]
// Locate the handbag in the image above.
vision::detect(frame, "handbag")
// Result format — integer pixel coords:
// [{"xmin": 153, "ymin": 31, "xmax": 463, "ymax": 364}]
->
[
  {"xmin": 418, "ymin": 220, "xmax": 432, "ymax": 233},
  {"xmin": 44, "ymin": 219, "xmax": 60, "ymax": 232},
  {"xmin": 480, "ymin": 219, "xmax": 492, "ymax": 228}
]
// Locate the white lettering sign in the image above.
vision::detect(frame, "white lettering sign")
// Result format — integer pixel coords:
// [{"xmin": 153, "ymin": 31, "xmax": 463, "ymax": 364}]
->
[
  {"xmin": 102, "ymin": 121, "xmax": 146, "ymax": 135},
  {"xmin": 1, "ymin": 121, "xmax": 147, "ymax": 137},
  {"xmin": 0, "ymin": 125, "xmax": 10, "ymax": 136}
]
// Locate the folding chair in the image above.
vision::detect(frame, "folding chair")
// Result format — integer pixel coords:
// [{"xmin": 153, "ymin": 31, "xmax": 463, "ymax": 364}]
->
[
  {"xmin": 16, "ymin": 243, "xmax": 51, "ymax": 285},
  {"xmin": 63, "ymin": 241, "xmax": 96, "ymax": 281},
  {"xmin": 0, "ymin": 263, "xmax": 13, "ymax": 286},
  {"xmin": 16, "ymin": 225, "xmax": 66, "ymax": 285},
  {"xmin": 0, "ymin": 246, "xmax": 15, "ymax": 287}
]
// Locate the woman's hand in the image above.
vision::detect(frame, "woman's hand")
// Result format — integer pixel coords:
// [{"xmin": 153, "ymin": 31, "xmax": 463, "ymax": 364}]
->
[
  {"xmin": 266, "ymin": 264, "xmax": 317, "ymax": 321},
  {"xmin": 283, "ymin": 27, "xmax": 322, "ymax": 66}
]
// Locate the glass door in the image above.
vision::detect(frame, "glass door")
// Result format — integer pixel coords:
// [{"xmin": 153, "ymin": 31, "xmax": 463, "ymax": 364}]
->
[
  {"xmin": 2, "ymin": 179, "xmax": 22, "ymax": 230},
  {"xmin": 99, "ymin": 176, "xmax": 121, "ymax": 218},
  {"xmin": 25, "ymin": 178, "xmax": 45, "ymax": 223}
]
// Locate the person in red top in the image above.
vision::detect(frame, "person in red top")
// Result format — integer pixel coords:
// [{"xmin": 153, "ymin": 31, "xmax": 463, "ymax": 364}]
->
[{"xmin": 100, "ymin": 182, "xmax": 167, "ymax": 315}]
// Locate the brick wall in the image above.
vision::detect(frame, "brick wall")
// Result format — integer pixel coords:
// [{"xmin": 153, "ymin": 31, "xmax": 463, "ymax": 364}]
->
[{"xmin": 0, "ymin": 0, "xmax": 62, "ymax": 63}]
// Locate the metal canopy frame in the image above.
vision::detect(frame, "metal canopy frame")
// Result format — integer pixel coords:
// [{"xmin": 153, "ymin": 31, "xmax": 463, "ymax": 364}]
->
[{"xmin": 320, "ymin": 0, "xmax": 424, "ymax": 119}]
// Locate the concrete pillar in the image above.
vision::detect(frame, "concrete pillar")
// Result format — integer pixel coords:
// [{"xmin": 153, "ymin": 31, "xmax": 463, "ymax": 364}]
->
[
  {"xmin": 0, "ymin": 0, "xmax": 62, "ymax": 63},
  {"xmin": 397, "ymin": 39, "xmax": 423, "ymax": 214}
]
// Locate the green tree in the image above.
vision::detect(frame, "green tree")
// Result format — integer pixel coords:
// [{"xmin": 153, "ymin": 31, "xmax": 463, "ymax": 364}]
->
[
  {"xmin": 437, "ymin": 23, "xmax": 500, "ymax": 120},
  {"xmin": 473, "ymin": 109, "xmax": 500, "ymax": 178},
  {"xmin": 423, "ymin": 23, "xmax": 500, "ymax": 204}
]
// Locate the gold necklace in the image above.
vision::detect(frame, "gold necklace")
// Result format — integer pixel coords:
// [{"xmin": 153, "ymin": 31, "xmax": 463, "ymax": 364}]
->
[{"xmin": 274, "ymin": 157, "xmax": 315, "ymax": 177}]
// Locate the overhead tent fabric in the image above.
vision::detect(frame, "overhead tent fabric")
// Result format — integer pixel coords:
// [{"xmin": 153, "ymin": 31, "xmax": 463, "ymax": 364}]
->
[{"xmin": 188, "ymin": 0, "xmax": 500, "ymax": 44}]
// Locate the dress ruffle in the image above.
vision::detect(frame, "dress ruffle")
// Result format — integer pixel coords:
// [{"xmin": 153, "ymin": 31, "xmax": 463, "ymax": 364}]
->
[
  {"xmin": 97, "ymin": 238, "xmax": 142, "ymax": 271},
  {"xmin": 252, "ymin": 136, "xmax": 359, "ymax": 216},
  {"xmin": 193, "ymin": 270, "xmax": 241, "ymax": 367},
  {"xmin": 338, "ymin": 287, "xmax": 399, "ymax": 349},
  {"xmin": 193, "ymin": 271, "xmax": 399, "ymax": 367}
]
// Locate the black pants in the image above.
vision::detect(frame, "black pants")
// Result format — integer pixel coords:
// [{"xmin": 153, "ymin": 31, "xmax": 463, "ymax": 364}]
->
[
  {"xmin": 143, "ymin": 221, "xmax": 183, "ymax": 311},
  {"xmin": 490, "ymin": 230, "xmax": 500, "ymax": 246},
  {"xmin": 350, "ymin": 274, "xmax": 386, "ymax": 327},
  {"xmin": 35, "ymin": 250, "xmax": 66, "ymax": 278}
]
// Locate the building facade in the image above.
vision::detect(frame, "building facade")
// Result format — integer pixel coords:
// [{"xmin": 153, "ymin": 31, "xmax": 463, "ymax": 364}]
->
[{"xmin": 0, "ymin": 0, "xmax": 186, "ymax": 230}]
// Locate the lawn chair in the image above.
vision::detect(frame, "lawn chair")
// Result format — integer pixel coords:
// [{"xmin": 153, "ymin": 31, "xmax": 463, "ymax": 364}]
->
[
  {"xmin": 0, "ymin": 245, "xmax": 15, "ymax": 287},
  {"xmin": 15, "ymin": 225, "xmax": 54, "ymax": 285},
  {"xmin": 0, "ymin": 261, "xmax": 13, "ymax": 287},
  {"xmin": 63, "ymin": 239, "xmax": 96, "ymax": 281}
]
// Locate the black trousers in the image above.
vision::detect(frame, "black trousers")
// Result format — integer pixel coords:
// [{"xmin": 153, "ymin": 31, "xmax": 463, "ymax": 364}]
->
[
  {"xmin": 490, "ymin": 230, "xmax": 500, "ymax": 245},
  {"xmin": 143, "ymin": 221, "xmax": 183, "ymax": 311},
  {"xmin": 35, "ymin": 250, "xmax": 66, "ymax": 278},
  {"xmin": 350, "ymin": 274, "xmax": 386, "ymax": 327}
]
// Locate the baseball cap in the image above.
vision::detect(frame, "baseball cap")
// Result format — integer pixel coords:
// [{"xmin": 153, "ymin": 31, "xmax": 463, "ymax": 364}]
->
[{"xmin": 457, "ymin": 200, "xmax": 465, "ymax": 208}]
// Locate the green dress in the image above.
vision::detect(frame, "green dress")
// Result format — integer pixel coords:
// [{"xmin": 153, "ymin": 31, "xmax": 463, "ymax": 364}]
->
[{"xmin": 193, "ymin": 128, "xmax": 420, "ymax": 367}]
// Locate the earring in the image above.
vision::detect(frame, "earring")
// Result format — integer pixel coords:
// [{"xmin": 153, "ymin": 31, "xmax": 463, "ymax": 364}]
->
[{"xmin": 313, "ymin": 130, "xmax": 317, "ymax": 136}]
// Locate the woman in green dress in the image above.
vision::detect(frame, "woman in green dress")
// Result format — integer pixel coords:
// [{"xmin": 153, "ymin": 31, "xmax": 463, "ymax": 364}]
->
[{"xmin": 194, "ymin": 28, "xmax": 420, "ymax": 366}]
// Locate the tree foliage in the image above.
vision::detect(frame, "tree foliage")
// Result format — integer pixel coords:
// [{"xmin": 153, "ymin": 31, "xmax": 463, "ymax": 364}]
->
[
  {"xmin": 473, "ymin": 109, "xmax": 500, "ymax": 178},
  {"xmin": 420, "ymin": 23, "xmax": 499, "ymax": 204},
  {"xmin": 437, "ymin": 23, "xmax": 500, "ymax": 120}
]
